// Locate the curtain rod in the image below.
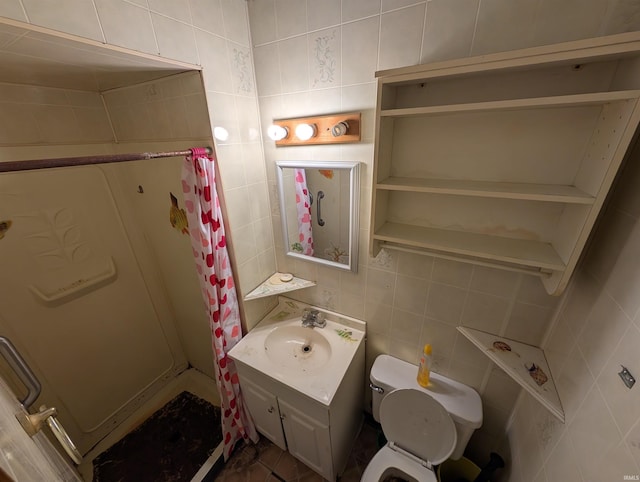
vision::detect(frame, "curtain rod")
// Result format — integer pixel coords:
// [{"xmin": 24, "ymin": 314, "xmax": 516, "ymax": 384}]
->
[{"xmin": 0, "ymin": 147, "xmax": 213, "ymax": 173}]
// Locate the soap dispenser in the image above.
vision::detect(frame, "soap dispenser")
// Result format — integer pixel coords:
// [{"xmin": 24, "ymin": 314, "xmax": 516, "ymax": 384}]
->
[{"xmin": 417, "ymin": 343, "xmax": 432, "ymax": 387}]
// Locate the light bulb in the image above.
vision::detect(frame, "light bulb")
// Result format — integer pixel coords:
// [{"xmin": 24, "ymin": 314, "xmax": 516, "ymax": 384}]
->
[
  {"xmin": 295, "ymin": 123, "xmax": 316, "ymax": 141},
  {"xmin": 267, "ymin": 125, "xmax": 289, "ymax": 141},
  {"xmin": 213, "ymin": 126, "xmax": 229, "ymax": 141},
  {"xmin": 331, "ymin": 121, "xmax": 349, "ymax": 137}
]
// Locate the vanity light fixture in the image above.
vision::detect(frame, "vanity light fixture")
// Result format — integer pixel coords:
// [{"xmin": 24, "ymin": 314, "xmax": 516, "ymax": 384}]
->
[{"xmin": 269, "ymin": 112, "xmax": 361, "ymax": 147}]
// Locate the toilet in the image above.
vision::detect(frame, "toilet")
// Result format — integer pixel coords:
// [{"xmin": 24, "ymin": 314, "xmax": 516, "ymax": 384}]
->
[{"xmin": 362, "ymin": 355, "xmax": 483, "ymax": 482}]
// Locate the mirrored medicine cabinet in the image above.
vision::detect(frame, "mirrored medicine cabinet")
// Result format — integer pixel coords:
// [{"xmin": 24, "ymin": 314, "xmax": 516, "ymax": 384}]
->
[{"xmin": 276, "ymin": 160, "xmax": 360, "ymax": 273}]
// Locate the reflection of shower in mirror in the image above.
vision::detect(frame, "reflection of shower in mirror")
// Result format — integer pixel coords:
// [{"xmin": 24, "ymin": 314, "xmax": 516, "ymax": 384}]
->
[{"xmin": 275, "ymin": 160, "xmax": 360, "ymax": 272}]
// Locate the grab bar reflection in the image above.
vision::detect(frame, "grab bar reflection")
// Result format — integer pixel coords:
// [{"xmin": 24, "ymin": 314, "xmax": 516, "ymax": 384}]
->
[{"xmin": 317, "ymin": 190, "xmax": 325, "ymax": 226}]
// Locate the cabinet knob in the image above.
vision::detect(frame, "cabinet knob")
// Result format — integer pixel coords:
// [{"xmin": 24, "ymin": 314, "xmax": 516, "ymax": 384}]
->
[
  {"xmin": 280, "ymin": 413, "xmax": 286, "ymax": 420},
  {"xmin": 267, "ymin": 407, "xmax": 274, "ymax": 413}
]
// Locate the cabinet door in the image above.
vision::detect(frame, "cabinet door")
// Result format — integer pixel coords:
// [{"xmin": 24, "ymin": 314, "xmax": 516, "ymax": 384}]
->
[
  {"xmin": 279, "ymin": 398, "xmax": 333, "ymax": 480},
  {"xmin": 240, "ymin": 377, "xmax": 287, "ymax": 450}
]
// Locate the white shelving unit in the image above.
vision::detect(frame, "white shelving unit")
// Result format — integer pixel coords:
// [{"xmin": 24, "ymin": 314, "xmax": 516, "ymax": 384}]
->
[{"xmin": 370, "ymin": 32, "xmax": 640, "ymax": 295}]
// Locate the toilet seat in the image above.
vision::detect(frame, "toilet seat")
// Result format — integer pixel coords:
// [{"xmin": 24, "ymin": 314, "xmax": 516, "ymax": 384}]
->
[
  {"xmin": 362, "ymin": 389, "xmax": 458, "ymax": 482},
  {"xmin": 361, "ymin": 445, "xmax": 437, "ymax": 482}
]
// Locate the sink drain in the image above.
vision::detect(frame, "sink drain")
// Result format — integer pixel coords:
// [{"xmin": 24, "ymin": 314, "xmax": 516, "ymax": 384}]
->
[{"xmin": 302, "ymin": 344, "xmax": 312, "ymax": 353}]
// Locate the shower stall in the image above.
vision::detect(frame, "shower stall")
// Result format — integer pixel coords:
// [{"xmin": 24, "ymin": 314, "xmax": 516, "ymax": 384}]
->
[{"xmin": 0, "ymin": 19, "xmax": 227, "ymax": 480}]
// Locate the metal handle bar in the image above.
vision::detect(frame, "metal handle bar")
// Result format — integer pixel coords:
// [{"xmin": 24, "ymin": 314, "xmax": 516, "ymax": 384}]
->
[{"xmin": 0, "ymin": 336, "xmax": 41, "ymax": 408}]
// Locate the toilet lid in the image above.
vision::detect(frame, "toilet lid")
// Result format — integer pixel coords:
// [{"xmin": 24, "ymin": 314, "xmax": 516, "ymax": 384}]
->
[{"xmin": 380, "ymin": 388, "xmax": 457, "ymax": 466}]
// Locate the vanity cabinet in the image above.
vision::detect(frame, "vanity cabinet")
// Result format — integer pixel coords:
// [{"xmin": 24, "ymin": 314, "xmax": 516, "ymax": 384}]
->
[
  {"xmin": 234, "ymin": 348, "xmax": 364, "ymax": 481},
  {"xmin": 240, "ymin": 375, "xmax": 332, "ymax": 478},
  {"xmin": 370, "ymin": 32, "xmax": 640, "ymax": 295},
  {"xmin": 229, "ymin": 297, "xmax": 366, "ymax": 480},
  {"xmin": 279, "ymin": 398, "xmax": 332, "ymax": 477},
  {"xmin": 240, "ymin": 376, "xmax": 287, "ymax": 449}
]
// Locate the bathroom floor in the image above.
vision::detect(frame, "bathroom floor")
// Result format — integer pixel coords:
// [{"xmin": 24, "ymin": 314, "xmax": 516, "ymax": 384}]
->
[
  {"xmin": 78, "ymin": 369, "xmax": 223, "ymax": 482},
  {"xmin": 207, "ymin": 417, "xmax": 380, "ymax": 482},
  {"xmin": 92, "ymin": 391, "xmax": 221, "ymax": 482}
]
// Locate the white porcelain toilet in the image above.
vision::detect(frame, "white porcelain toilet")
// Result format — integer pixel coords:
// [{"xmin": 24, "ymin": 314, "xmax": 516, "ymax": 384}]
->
[{"xmin": 361, "ymin": 355, "xmax": 483, "ymax": 482}]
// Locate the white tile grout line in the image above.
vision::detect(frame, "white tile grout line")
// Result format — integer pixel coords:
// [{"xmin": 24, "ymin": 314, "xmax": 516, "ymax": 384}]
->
[{"xmin": 190, "ymin": 441, "xmax": 224, "ymax": 482}]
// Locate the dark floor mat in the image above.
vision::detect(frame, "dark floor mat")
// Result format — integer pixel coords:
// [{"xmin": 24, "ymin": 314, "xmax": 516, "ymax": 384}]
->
[{"xmin": 93, "ymin": 391, "xmax": 222, "ymax": 482}]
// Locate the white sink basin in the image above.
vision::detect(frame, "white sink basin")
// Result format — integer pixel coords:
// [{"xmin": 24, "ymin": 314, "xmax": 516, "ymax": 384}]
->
[
  {"xmin": 264, "ymin": 325, "xmax": 332, "ymax": 371},
  {"xmin": 228, "ymin": 297, "xmax": 366, "ymax": 405}
]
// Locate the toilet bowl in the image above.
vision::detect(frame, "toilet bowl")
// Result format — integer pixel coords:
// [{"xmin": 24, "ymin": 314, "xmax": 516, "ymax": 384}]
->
[{"xmin": 361, "ymin": 355, "xmax": 483, "ymax": 482}]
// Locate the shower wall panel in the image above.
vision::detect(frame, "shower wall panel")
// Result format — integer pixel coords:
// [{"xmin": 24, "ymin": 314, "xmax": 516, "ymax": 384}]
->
[{"xmin": 0, "ymin": 165, "xmax": 188, "ymax": 453}]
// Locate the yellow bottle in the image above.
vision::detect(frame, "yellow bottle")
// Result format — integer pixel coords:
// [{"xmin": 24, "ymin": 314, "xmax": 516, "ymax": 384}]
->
[{"xmin": 417, "ymin": 344, "xmax": 432, "ymax": 387}]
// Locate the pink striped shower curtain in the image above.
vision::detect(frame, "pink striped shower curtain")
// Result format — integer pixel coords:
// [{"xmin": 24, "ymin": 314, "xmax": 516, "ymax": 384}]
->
[{"xmin": 182, "ymin": 147, "xmax": 258, "ymax": 460}]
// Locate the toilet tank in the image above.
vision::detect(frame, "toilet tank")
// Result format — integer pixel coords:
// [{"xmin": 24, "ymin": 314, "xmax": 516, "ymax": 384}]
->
[{"xmin": 370, "ymin": 354, "xmax": 482, "ymax": 460}]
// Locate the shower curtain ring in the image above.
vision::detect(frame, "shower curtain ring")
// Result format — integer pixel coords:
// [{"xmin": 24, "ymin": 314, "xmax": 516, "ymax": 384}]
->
[{"xmin": 190, "ymin": 147, "xmax": 208, "ymax": 158}]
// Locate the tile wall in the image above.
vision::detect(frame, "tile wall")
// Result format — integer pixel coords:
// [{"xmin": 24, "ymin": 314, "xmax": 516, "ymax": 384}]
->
[
  {"xmin": 101, "ymin": 71, "xmax": 211, "ymax": 142},
  {"xmin": 506, "ymin": 142, "xmax": 640, "ymax": 481},
  {"xmin": 247, "ymin": 0, "xmax": 640, "ymax": 478}
]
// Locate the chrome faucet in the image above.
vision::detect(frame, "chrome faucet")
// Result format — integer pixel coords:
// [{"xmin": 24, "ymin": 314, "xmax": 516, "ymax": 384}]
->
[{"xmin": 301, "ymin": 309, "xmax": 326, "ymax": 328}]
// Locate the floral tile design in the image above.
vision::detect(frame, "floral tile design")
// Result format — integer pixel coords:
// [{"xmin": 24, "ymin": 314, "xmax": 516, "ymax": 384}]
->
[
  {"xmin": 232, "ymin": 47, "xmax": 254, "ymax": 94},
  {"xmin": 311, "ymin": 30, "xmax": 338, "ymax": 87}
]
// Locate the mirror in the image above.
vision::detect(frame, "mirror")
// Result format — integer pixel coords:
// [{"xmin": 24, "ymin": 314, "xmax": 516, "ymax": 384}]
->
[{"xmin": 276, "ymin": 160, "xmax": 360, "ymax": 272}]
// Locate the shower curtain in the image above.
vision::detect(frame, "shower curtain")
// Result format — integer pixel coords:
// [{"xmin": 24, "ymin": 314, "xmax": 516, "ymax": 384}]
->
[
  {"xmin": 294, "ymin": 168, "xmax": 314, "ymax": 256},
  {"xmin": 182, "ymin": 147, "xmax": 258, "ymax": 460}
]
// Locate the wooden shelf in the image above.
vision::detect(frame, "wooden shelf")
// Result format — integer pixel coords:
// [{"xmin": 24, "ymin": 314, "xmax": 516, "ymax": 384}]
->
[
  {"xmin": 457, "ymin": 326, "xmax": 564, "ymax": 423},
  {"xmin": 373, "ymin": 222, "xmax": 565, "ymax": 271},
  {"xmin": 380, "ymin": 90, "xmax": 640, "ymax": 118},
  {"xmin": 376, "ymin": 177, "xmax": 595, "ymax": 204}
]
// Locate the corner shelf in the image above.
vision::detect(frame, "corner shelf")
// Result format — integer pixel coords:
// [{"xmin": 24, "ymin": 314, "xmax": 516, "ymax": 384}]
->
[
  {"xmin": 243, "ymin": 273, "xmax": 315, "ymax": 301},
  {"xmin": 457, "ymin": 326, "xmax": 564, "ymax": 423}
]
